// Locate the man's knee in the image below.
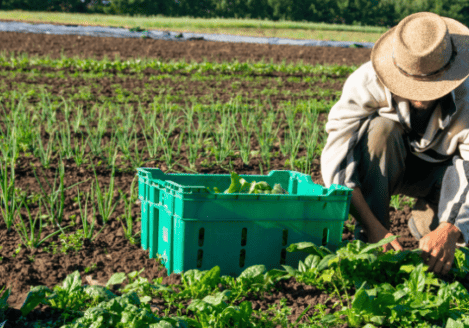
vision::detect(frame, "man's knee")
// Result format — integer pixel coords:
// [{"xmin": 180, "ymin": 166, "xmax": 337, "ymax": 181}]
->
[{"xmin": 367, "ymin": 117, "xmax": 405, "ymax": 157}]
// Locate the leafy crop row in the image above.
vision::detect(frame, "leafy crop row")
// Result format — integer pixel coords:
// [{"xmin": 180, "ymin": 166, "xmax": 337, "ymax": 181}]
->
[
  {"xmin": 0, "ymin": 52, "xmax": 358, "ymax": 76},
  {"xmin": 2, "ymin": 236, "xmax": 469, "ymax": 327}
]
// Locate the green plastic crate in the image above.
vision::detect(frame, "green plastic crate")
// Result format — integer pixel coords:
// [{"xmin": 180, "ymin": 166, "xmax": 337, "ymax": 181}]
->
[{"xmin": 138, "ymin": 168, "xmax": 352, "ymax": 277}]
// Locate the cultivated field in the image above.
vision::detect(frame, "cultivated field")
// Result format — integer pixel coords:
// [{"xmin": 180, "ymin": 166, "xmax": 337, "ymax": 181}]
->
[
  {"xmin": 0, "ymin": 30, "xmax": 468, "ymax": 328},
  {"xmin": 0, "ymin": 11, "xmax": 387, "ymax": 43}
]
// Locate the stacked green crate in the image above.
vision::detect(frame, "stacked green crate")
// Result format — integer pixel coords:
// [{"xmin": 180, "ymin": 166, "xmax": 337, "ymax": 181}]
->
[{"xmin": 138, "ymin": 168, "xmax": 352, "ymax": 277}]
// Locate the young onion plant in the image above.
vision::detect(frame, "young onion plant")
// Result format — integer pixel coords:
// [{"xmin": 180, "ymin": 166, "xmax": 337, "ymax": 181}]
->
[
  {"xmin": 33, "ymin": 157, "xmax": 87, "ymax": 228},
  {"xmin": 181, "ymin": 105, "xmax": 210, "ymax": 170},
  {"xmin": 76, "ymin": 184, "xmax": 105, "ymax": 242},
  {"xmin": 152, "ymin": 103, "xmax": 185, "ymax": 172},
  {"xmin": 281, "ymin": 106, "xmax": 304, "ymax": 171},
  {"xmin": 129, "ymin": 137, "xmax": 146, "ymax": 170},
  {"xmin": 117, "ymin": 174, "xmax": 139, "ymax": 245},
  {"xmin": 92, "ymin": 151, "xmax": 119, "ymax": 225},
  {"xmin": 211, "ymin": 104, "xmax": 236, "ymax": 166},
  {"xmin": 84, "ymin": 104, "xmax": 108, "ymax": 157},
  {"xmin": 72, "ymin": 134, "xmax": 90, "ymax": 167},
  {"xmin": 58, "ymin": 124, "xmax": 74, "ymax": 160},
  {"xmin": 230, "ymin": 105, "xmax": 256, "ymax": 165},
  {"xmin": 39, "ymin": 91, "xmax": 57, "ymax": 134},
  {"xmin": 0, "ymin": 129, "xmax": 22, "ymax": 232},
  {"xmin": 1, "ymin": 94, "xmax": 35, "ymax": 154},
  {"xmin": 254, "ymin": 111, "xmax": 281, "ymax": 175},
  {"xmin": 14, "ymin": 200, "xmax": 70, "ymax": 251},
  {"xmin": 33, "ymin": 128, "xmax": 56, "ymax": 169},
  {"xmin": 139, "ymin": 102, "xmax": 160, "ymax": 160},
  {"xmin": 71, "ymin": 105, "xmax": 84, "ymax": 134},
  {"xmin": 115, "ymin": 105, "xmax": 137, "ymax": 161},
  {"xmin": 103, "ymin": 130, "xmax": 119, "ymax": 168},
  {"xmin": 297, "ymin": 105, "xmax": 322, "ymax": 175}
]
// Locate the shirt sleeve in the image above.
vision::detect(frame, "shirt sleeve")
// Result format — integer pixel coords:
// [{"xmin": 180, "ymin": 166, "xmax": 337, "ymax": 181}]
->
[
  {"xmin": 458, "ymin": 132, "xmax": 469, "ymax": 161},
  {"xmin": 321, "ymin": 62, "xmax": 383, "ymax": 188},
  {"xmin": 438, "ymin": 155, "xmax": 469, "ymax": 244}
]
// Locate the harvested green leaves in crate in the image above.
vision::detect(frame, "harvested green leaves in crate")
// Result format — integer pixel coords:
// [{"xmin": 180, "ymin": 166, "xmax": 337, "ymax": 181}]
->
[{"xmin": 207, "ymin": 172, "xmax": 289, "ymax": 195}]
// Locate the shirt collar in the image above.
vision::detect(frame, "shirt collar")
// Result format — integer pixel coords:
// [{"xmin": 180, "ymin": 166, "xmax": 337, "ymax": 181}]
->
[
  {"xmin": 438, "ymin": 90, "xmax": 457, "ymax": 129},
  {"xmin": 389, "ymin": 90, "xmax": 457, "ymax": 131}
]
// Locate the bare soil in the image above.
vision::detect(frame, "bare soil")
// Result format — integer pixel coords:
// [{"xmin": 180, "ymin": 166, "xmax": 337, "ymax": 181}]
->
[{"xmin": 0, "ymin": 31, "xmax": 467, "ymax": 328}]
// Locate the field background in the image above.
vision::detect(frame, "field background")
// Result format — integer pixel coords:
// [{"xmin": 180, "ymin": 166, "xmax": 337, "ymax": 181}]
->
[{"xmin": 0, "ymin": 11, "xmax": 385, "ymax": 43}]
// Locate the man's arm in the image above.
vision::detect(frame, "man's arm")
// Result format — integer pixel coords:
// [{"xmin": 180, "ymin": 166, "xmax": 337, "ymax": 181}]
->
[{"xmin": 350, "ymin": 187, "xmax": 403, "ymax": 251}]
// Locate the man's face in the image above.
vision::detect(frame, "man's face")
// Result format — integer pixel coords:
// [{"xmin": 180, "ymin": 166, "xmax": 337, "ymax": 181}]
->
[{"xmin": 407, "ymin": 99, "xmax": 440, "ymax": 111}]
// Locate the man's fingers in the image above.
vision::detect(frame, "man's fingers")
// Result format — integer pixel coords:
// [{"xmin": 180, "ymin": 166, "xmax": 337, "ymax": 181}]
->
[
  {"xmin": 433, "ymin": 258, "xmax": 453, "ymax": 275},
  {"xmin": 382, "ymin": 243, "xmax": 390, "ymax": 253},
  {"xmin": 382, "ymin": 233, "xmax": 404, "ymax": 252},
  {"xmin": 382, "ymin": 240, "xmax": 403, "ymax": 252},
  {"xmin": 382, "ymin": 243, "xmax": 394, "ymax": 253},
  {"xmin": 432, "ymin": 257, "xmax": 445, "ymax": 274},
  {"xmin": 426, "ymin": 253, "xmax": 439, "ymax": 272},
  {"xmin": 442, "ymin": 262, "xmax": 453, "ymax": 275},
  {"xmin": 392, "ymin": 240, "xmax": 404, "ymax": 251}
]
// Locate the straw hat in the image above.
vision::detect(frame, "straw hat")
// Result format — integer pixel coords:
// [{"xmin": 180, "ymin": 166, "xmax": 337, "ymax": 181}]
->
[{"xmin": 371, "ymin": 12, "xmax": 469, "ymax": 101}]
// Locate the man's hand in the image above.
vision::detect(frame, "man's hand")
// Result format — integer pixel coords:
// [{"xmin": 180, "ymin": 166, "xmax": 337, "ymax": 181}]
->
[
  {"xmin": 367, "ymin": 224, "xmax": 403, "ymax": 252},
  {"xmin": 350, "ymin": 187, "xmax": 403, "ymax": 252},
  {"xmin": 419, "ymin": 222, "xmax": 462, "ymax": 275}
]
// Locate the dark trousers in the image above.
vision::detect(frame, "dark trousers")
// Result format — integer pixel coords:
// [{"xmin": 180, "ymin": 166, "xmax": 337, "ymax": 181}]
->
[{"xmin": 353, "ymin": 115, "xmax": 457, "ymax": 242}]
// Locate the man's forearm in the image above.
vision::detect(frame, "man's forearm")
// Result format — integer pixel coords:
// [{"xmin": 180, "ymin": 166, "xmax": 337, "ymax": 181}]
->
[{"xmin": 349, "ymin": 187, "xmax": 385, "ymax": 232}]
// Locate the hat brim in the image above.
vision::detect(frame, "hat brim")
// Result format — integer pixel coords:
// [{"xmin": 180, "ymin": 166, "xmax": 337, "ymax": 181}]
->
[{"xmin": 371, "ymin": 17, "xmax": 469, "ymax": 101}]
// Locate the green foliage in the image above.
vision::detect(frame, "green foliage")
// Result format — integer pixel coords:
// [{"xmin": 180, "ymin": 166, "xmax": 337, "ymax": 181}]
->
[
  {"xmin": 390, "ymin": 194, "xmax": 416, "ymax": 211},
  {"xmin": 206, "ymin": 171, "xmax": 289, "ymax": 194},
  {"xmin": 286, "ymin": 237, "xmax": 469, "ymax": 327},
  {"xmin": 103, "ymin": 0, "xmax": 172, "ymax": 16},
  {"xmin": 180, "ymin": 266, "xmax": 222, "ymax": 299},
  {"xmin": 0, "ymin": 54, "xmax": 358, "ymax": 76},
  {"xmin": 2, "ymin": 0, "xmax": 89, "ymax": 12},
  {"xmin": 0, "ymin": 285, "xmax": 10, "ymax": 323},
  {"xmin": 335, "ymin": 0, "xmax": 393, "ymax": 27},
  {"xmin": 13, "ymin": 240, "xmax": 469, "ymax": 327}
]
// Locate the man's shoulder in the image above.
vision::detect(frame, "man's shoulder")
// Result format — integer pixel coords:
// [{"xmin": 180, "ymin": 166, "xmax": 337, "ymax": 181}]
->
[
  {"xmin": 357, "ymin": 60, "xmax": 374, "ymax": 71},
  {"xmin": 346, "ymin": 61, "xmax": 382, "ymax": 86},
  {"xmin": 342, "ymin": 60, "xmax": 388, "ymax": 100}
]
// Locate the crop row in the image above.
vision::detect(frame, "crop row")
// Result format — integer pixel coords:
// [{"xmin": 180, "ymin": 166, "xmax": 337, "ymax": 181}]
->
[
  {"xmin": 0, "ymin": 82, "xmax": 341, "ymax": 106},
  {"xmin": 3, "ymin": 236, "xmax": 469, "ymax": 327},
  {"xmin": 0, "ymin": 52, "xmax": 358, "ymax": 75},
  {"xmin": 0, "ymin": 93, "xmax": 328, "ymax": 171}
]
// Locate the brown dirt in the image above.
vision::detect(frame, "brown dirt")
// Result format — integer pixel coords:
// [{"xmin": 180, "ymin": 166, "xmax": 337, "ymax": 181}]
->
[
  {"xmin": 0, "ymin": 30, "xmax": 466, "ymax": 328},
  {"xmin": 0, "ymin": 31, "xmax": 371, "ymax": 65}
]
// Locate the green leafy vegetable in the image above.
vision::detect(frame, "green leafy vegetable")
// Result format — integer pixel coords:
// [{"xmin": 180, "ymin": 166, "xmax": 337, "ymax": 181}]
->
[{"xmin": 207, "ymin": 172, "xmax": 288, "ymax": 195}]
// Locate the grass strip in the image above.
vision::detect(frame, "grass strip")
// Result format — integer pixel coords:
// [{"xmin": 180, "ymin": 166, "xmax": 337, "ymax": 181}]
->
[{"xmin": 0, "ymin": 10, "xmax": 387, "ymax": 42}]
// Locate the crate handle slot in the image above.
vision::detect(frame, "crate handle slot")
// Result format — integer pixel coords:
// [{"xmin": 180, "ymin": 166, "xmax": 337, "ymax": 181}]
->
[
  {"xmin": 241, "ymin": 228, "xmax": 247, "ymax": 247},
  {"xmin": 239, "ymin": 249, "xmax": 246, "ymax": 268},
  {"xmin": 282, "ymin": 229, "xmax": 288, "ymax": 246},
  {"xmin": 197, "ymin": 249, "xmax": 203, "ymax": 268},
  {"xmin": 322, "ymin": 228, "xmax": 329, "ymax": 246},
  {"xmin": 280, "ymin": 248, "xmax": 287, "ymax": 265},
  {"xmin": 198, "ymin": 228, "xmax": 205, "ymax": 247}
]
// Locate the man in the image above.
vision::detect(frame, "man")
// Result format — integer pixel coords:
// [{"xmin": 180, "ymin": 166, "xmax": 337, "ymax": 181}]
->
[{"xmin": 320, "ymin": 11, "xmax": 469, "ymax": 276}]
